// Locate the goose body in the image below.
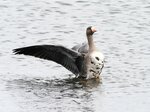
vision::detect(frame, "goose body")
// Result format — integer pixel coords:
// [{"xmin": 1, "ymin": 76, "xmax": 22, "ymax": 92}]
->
[
  {"xmin": 85, "ymin": 51, "xmax": 104, "ymax": 79},
  {"xmin": 13, "ymin": 26, "xmax": 104, "ymax": 79}
]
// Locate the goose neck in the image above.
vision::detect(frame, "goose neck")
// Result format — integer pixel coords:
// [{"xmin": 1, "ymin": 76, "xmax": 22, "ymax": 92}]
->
[{"xmin": 87, "ymin": 34, "xmax": 95, "ymax": 51}]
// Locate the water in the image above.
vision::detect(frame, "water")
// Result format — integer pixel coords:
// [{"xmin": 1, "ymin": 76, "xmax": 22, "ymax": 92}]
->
[{"xmin": 0, "ymin": 0, "xmax": 150, "ymax": 112}]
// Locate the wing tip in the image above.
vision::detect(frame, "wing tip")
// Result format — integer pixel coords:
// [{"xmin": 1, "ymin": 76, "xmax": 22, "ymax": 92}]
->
[
  {"xmin": 12, "ymin": 49, "xmax": 18, "ymax": 54},
  {"xmin": 13, "ymin": 48, "xmax": 23, "ymax": 55}
]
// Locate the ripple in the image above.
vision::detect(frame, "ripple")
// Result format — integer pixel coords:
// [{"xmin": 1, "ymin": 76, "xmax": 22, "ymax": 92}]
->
[
  {"xmin": 5, "ymin": 77, "xmax": 101, "ymax": 111},
  {"xmin": 76, "ymin": 0, "xmax": 88, "ymax": 3},
  {"xmin": 55, "ymin": 1, "xmax": 73, "ymax": 6}
]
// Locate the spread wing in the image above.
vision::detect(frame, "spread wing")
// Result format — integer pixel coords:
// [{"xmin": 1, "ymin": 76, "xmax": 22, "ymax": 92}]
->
[{"xmin": 13, "ymin": 45, "xmax": 82, "ymax": 75}]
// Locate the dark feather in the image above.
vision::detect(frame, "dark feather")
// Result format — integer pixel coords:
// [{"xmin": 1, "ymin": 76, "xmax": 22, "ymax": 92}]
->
[{"xmin": 13, "ymin": 45, "xmax": 82, "ymax": 75}]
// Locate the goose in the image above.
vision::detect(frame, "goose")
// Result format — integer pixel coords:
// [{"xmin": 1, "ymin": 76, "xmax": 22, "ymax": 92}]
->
[{"xmin": 13, "ymin": 26, "xmax": 104, "ymax": 79}]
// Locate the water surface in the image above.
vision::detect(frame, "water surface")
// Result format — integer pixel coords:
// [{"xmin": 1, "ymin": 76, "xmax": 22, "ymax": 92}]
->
[{"xmin": 0, "ymin": 0, "xmax": 150, "ymax": 112}]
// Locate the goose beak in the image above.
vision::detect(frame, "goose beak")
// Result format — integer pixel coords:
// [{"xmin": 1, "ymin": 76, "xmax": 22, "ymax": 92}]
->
[{"xmin": 91, "ymin": 27, "xmax": 97, "ymax": 32}]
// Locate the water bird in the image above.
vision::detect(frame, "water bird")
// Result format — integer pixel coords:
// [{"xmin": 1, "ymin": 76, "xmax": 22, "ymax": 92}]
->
[{"xmin": 13, "ymin": 26, "xmax": 104, "ymax": 79}]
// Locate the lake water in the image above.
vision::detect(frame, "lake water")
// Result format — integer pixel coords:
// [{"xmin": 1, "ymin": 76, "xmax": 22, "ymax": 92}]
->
[{"xmin": 0, "ymin": 0, "xmax": 150, "ymax": 112}]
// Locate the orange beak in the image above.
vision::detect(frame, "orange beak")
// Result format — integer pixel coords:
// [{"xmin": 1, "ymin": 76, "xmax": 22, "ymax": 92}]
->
[{"xmin": 91, "ymin": 27, "xmax": 97, "ymax": 32}]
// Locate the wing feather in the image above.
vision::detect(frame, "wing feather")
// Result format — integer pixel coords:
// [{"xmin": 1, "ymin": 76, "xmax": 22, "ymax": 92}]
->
[{"xmin": 13, "ymin": 45, "xmax": 81, "ymax": 75}]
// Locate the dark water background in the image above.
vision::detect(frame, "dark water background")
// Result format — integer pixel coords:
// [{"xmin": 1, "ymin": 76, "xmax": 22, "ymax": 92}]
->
[{"xmin": 0, "ymin": 0, "xmax": 150, "ymax": 112}]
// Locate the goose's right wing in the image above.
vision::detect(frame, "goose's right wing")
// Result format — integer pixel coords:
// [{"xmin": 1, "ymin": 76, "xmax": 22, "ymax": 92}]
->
[{"xmin": 13, "ymin": 45, "xmax": 81, "ymax": 75}]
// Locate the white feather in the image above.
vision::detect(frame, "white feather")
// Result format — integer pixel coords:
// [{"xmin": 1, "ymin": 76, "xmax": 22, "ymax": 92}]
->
[{"xmin": 86, "ymin": 51, "xmax": 104, "ymax": 79}]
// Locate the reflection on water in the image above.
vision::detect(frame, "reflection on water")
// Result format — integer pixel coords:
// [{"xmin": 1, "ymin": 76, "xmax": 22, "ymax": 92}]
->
[
  {"xmin": 6, "ymin": 77, "xmax": 101, "ymax": 112},
  {"xmin": 7, "ymin": 77, "xmax": 102, "ymax": 93}
]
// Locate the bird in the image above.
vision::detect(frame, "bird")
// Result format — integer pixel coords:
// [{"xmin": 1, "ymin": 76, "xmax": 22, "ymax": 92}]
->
[{"xmin": 13, "ymin": 26, "xmax": 104, "ymax": 79}]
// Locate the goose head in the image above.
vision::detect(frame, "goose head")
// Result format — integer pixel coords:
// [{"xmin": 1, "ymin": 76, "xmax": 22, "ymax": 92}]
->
[{"xmin": 86, "ymin": 26, "xmax": 97, "ymax": 36}]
